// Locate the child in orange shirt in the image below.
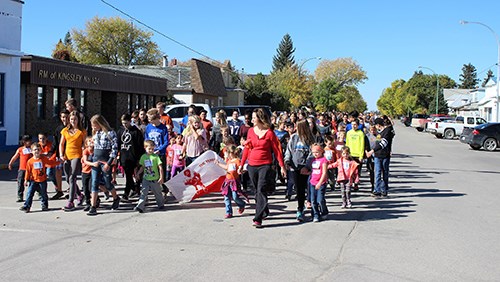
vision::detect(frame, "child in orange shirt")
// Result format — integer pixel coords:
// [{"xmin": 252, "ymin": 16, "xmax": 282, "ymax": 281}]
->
[
  {"xmin": 8, "ymin": 135, "xmax": 33, "ymax": 202},
  {"xmin": 216, "ymin": 145, "xmax": 246, "ymax": 219},
  {"xmin": 38, "ymin": 132, "xmax": 58, "ymax": 192},
  {"xmin": 20, "ymin": 143, "xmax": 60, "ymax": 212}
]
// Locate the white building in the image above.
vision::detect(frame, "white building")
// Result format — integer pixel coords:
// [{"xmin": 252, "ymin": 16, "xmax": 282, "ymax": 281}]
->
[
  {"xmin": 0, "ymin": 0, "xmax": 23, "ymax": 149},
  {"xmin": 477, "ymin": 78, "xmax": 499, "ymax": 122}
]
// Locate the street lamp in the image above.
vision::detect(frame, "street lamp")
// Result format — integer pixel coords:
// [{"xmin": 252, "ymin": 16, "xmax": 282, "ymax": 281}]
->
[
  {"xmin": 418, "ymin": 66, "xmax": 440, "ymax": 115},
  {"xmin": 460, "ymin": 20, "xmax": 500, "ymax": 122},
  {"xmin": 298, "ymin": 56, "xmax": 321, "ymax": 76}
]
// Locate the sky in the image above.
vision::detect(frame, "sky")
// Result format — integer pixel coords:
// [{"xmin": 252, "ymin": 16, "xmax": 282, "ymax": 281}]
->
[{"xmin": 20, "ymin": 0, "xmax": 500, "ymax": 111}]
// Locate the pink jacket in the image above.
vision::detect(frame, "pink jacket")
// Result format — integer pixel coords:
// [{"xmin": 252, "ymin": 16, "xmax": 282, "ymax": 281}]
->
[{"xmin": 328, "ymin": 157, "xmax": 359, "ymax": 184}]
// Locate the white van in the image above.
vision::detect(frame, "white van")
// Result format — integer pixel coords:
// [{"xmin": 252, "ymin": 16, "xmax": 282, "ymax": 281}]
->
[{"xmin": 164, "ymin": 103, "xmax": 213, "ymax": 133}]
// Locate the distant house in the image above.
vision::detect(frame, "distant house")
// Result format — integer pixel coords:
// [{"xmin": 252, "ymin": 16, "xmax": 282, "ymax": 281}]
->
[
  {"xmin": 444, "ymin": 88, "xmax": 484, "ymax": 117},
  {"xmin": 0, "ymin": 0, "xmax": 23, "ymax": 149},
  {"xmin": 212, "ymin": 60, "xmax": 246, "ymax": 106},
  {"xmin": 476, "ymin": 78, "xmax": 499, "ymax": 122},
  {"xmin": 102, "ymin": 57, "xmax": 227, "ymax": 108}
]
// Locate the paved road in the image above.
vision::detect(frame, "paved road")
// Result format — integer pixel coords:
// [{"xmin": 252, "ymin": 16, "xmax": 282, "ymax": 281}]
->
[{"xmin": 0, "ymin": 122, "xmax": 499, "ymax": 281}]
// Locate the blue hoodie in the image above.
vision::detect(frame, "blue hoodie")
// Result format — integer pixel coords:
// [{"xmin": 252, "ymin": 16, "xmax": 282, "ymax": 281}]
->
[{"xmin": 144, "ymin": 123, "xmax": 169, "ymax": 155}]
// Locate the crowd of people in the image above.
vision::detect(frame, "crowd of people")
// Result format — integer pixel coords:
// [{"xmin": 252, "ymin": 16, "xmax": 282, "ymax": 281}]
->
[{"xmin": 8, "ymin": 99, "xmax": 395, "ymax": 227}]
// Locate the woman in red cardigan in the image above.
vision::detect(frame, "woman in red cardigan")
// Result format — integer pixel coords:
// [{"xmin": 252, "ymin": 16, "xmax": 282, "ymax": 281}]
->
[{"xmin": 239, "ymin": 108, "xmax": 286, "ymax": 228}]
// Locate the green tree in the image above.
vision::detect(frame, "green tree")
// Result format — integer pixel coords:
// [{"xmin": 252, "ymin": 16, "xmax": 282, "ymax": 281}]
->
[
  {"xmin": 428, "ymin": 89, "xmax": 448, "ymax": 115},
  {"xmin": 312, "ymin": 78, "xmax": 342, "ymax": 112},
  {"xmin": 242, "ymin": 73, "xmax": 270, "ymax": 105},
  {"xmin": 72, "ymin": 16, "xmax": 162, "ymax": 65},
  {"xmin": 459, "ymin": 63, "xmax": 479, "ymax": 89},
  {"xmin": 268, "ymin": 65, "xmax": 314, "ymax": 110},
  {"xmin": 336, "ymin": 86, "xmax": 367, "ymax": 113},
  {"xmin": 482, "ymin": 69, "xmax": 494, "ymax": 87},
  {"xmin": 272, "ymin": 34, "xmax": 295, "ymax": 72}
]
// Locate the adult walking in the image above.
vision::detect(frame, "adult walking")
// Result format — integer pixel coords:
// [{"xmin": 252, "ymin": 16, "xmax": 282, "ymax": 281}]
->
[
  {"xmin": 59, "ymin": 111, "xmax": 86, "ymax": 211},
  {"xmin": 239, "ymin": 108, "xmax": 286, "ymax": 228},
  {"xmin": 284, "ymin": 119, "xmax": 315, "ymax": 222},
  {"xmin": 367, "ymin": 118, "xmax": 395, "ymax": 197}
]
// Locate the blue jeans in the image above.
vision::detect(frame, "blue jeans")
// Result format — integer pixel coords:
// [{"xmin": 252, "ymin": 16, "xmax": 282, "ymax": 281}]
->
[
  {"xmin": 374, "ymin": 157, "xmax": 390, "ymax": 194},
  {"xmin": 309, "ymin": 182, "xmax": 328, "ymax": 219},
  {"xmin": 91, "ymin": 163, "xmax": 115, "ymax": 193},
  {"xmin": 224, "ymin": 191, "xmax": 245, "ymax": 215},
  {"xmin": 24, "ymin": 181, "xmax": 48, "ymax": 209}
]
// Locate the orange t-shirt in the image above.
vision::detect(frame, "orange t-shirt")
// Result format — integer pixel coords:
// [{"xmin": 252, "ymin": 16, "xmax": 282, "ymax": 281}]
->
[
  {"xmin": 25, "ymin": 156, "xmax": 59, "ymax": 182},
  {"xmin": 61, "ymin": 128, "xmax": 86, "ymax": 160},
  {"xmin": 226, "ymin": 158, "xmax": 240, "ymax": 180},
  {"xmin": 81, "ymin": 148, "xmax": 93, "ymax": 174},
  {"xmin": 17, "ymin": 146, "xmax": 33, "ymax": 171},
  {"xmin": 39, "ymin": 141, "xmax": 56, "ymax": 166},
  {"xmin": 160, "ymin": 114, "xmax": 173, "ymax": 128}
]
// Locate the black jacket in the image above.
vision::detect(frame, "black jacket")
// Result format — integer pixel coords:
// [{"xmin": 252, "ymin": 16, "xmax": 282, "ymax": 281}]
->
[
  {"xmin": 117, "ymin": 125, "xmax": 145, "ymax": 166},
  {"xmin": 373, "ymin": 126, "xmax": 395, "ymax": 158}
]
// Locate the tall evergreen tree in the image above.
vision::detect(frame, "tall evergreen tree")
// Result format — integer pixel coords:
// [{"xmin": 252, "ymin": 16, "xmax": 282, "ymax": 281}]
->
[
  {"xmin": 459, "ymin": 63, "xmax": 479, "ymax": 89},
  {"xmin": 272, "ymin": 34, "xmax": 295, "ymax": 72},
  {"xmin": 482, "ymin": 69, "xmax": 494, "ymax": 87}
]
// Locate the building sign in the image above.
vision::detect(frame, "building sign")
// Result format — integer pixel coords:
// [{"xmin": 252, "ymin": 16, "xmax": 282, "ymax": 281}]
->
[{"xmin": 37, "ymin": 70, "xmax": 100, "ymax": 85}]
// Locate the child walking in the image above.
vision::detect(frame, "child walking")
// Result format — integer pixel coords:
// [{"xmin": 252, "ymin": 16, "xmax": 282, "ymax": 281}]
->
[
  {"xmin": 134, "ymin": 140, "xmax": 165, "ymax": 213},
  {"xmin": 216, "ymin": 145, "xmax": 246, "ymax": 219},
  {"xmin": 329, "ymin": 146, "xmax": 359, "ymax": 209},
  {"xmin": 8, "ymin": 135, "xmax": 33, "ymax": 202},
  {"xmin": 170, "ymin": 134, "xmax": 185, "ymax": 178},
  {"xmin": 20, "ymin": 143, "xmax": 60, "ymax": 212},
  {"xmin": 309, "ymin": 144, "xmax": 329, "ymax": 222},
  {"xmin": 87, "ymin": 114, "xmax": 121, "ymax": 216}
]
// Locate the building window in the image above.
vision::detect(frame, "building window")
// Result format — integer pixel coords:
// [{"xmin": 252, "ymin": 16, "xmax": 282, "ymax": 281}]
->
[
  {"xmin": 37, "ymin": 86, "xmax": 45, "ymax": 119},
  {"xmin": 80, "ymin": 90, "xmax": 86, "ymax": 113},
  {"xmin": 128, "ymin": 94, "xmax": 132, "ymax": 113},
  {"xmin": 143, "ymin": 95, "xmax": 148, "ymax": 109},
  {"xmin": 53, "ymin": 88, "xmax": 60, "ymax": 117},
  {"xmin": 135, "ymin": 95, "xmax": 140, "ymax": 110},
  {"xmin": 67, "ymin": 88, "xmax": 74, "ymax": 100},
  {"xmin": 0, "ymin": 73, "xmax": 4, "ymax": 126},
  {"xmin": 149, "ymin": 96, "xmax": 154, "ymax": 109}
]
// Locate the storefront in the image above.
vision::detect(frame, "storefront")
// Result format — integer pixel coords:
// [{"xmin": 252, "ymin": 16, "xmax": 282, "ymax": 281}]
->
[{"xmin": 21, "ymin": 55, "xmax": 170, "ymax": 136}]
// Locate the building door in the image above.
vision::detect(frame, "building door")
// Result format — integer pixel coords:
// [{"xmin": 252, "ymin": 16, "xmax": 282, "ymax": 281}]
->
[{"xmin": 101, "ymin": 91, "xmax": 118, "ymax": 129}]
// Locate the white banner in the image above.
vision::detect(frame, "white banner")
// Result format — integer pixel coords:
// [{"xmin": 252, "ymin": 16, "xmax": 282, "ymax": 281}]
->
[{"xmin": 166, "ymin": 150, "xmax": 226, "ymax": 203}]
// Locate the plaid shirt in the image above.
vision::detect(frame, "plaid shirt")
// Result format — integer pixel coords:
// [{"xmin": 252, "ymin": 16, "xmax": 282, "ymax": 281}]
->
[{"xmin": 93, "ymin": 130, "xmax": 118, "ymax": 164}]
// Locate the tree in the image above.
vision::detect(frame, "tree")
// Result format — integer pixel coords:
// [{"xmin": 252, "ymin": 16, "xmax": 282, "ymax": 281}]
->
[
  {"xmin": 336, "ymin": 86, "xmax": 367, "ymax": 113},
  {"xmin": 272, "ymin": 34, "xmax": 295, "ymax": 72},
  {"xmin": 312, "ymin": 78, "xmax": 342, "ymax": 112},
  {"xmin": 72, "ymin": 16, "xmax": 162, "ymax": 65},
  {"xmin": 428, "ymin": 89, "xmax": 448, "ymax": 115},
  {"xmin": 267, "ymin": 65, "xmax": 315, "ymax": 110},
  {"xmin": 52, "ymin": 32, "xmax": 77, "ymax": 61},
  {"xmin": 459, "ymin": 63, "xmax": 479, "ymax": 89},
  {"xmin": 314, "ymin": 57, "xmax": 367, "ymax": 86},
  {"xmin": 242, "ymin": 73, "xmax": 270, "ymax": 105},
  {"xmin": 482, "ymin": 69, "xmax": 494, "ymax": 87}
]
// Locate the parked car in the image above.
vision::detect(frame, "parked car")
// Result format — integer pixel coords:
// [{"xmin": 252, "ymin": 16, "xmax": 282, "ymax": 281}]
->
[
  {"xmin": 410, "ymin": 114, "xmax": 430, "ymax": 132},
  {"xmin": 424, "ymin": 116, "xmax": 454, "ymax": 133},
  {"xmin": 164, "ymin": 103, "xmax": 213, "ymax": 123},
  {"xmin": 460, "ymin": 123, "xmax": 500, "ymax": 151},
  {"xmin": 212, "ymin": 105, "xmax": 272, "ymax": 122},
  {"xmin": 427, "ymin": 116, "xmax": 487, "ymax": 139},
  {"xmin": 164, "ymin": 103, "xmax": 213, "ymax": 133}
]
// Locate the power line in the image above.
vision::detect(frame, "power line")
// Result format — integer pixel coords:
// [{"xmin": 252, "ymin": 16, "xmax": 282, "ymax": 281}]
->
[{"xmin": 100, "ymin": 0, "xmax": 212, "ymax": 60}]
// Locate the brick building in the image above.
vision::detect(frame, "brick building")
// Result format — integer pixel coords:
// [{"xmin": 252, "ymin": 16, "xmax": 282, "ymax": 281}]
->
[{"xmin": 20, "ymin": 55, "xmax": 170, "ymax": 136}]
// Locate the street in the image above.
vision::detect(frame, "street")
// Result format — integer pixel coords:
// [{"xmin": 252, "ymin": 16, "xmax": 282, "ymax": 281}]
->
[{"xmin": 0, "ymin": 122, "xmax": 499, "ymax": 281}]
